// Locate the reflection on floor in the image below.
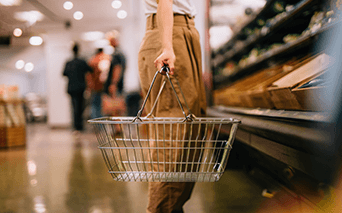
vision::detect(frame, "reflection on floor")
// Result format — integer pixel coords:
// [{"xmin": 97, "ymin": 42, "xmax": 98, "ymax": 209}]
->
[{"xmin": 0, "ymin": 123, "xmax": 267, "ymax": 213}]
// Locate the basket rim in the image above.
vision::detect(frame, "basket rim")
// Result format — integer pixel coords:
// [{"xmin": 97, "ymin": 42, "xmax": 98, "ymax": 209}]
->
[{"xmin": 87, "ymin": 116, "xmax": 241, "ymax": 124}]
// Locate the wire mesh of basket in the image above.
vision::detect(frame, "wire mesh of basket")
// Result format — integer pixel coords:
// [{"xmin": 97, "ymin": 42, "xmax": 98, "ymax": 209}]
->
[{"xmin": 89, "ymin": 67, "xmax": 240, "ymax": 182}]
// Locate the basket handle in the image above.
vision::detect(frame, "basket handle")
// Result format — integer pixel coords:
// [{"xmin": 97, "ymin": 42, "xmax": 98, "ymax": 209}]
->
[{"xmin": 134, "ymin": 66, "xmax": 195, "ymax": 122}]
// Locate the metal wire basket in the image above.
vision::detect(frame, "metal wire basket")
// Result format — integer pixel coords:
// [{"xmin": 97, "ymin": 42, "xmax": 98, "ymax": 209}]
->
[{"xmin": 89, "ymin": 67, "xmax": 240, "ymax": 182}]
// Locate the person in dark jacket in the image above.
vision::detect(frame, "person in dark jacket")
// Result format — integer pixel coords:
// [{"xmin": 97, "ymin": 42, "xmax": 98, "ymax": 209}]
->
[
  {"xmin": 104, "ymin": 30, "xmax": 126, "ymax": 96},
  {"xmin": 63, "ymin": 43, "xmax": 92, "ymax": 132}
]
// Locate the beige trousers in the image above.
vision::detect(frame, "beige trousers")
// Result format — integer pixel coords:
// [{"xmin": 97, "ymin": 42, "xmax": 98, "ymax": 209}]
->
[{"xmin": 138, "ymin": 14, "xmax": 207, "ymax": 213}]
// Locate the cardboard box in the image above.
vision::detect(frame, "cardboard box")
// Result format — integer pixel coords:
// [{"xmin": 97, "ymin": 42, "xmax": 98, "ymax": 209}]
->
[{"xmin": 268, "ymin": 53, "xmax": 332, "ymax": 110}]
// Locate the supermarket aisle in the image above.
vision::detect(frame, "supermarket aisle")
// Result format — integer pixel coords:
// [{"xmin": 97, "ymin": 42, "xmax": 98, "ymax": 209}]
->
[{"xmin": 0, "ymin": 123, "xmax": 266, "ymax": 213}]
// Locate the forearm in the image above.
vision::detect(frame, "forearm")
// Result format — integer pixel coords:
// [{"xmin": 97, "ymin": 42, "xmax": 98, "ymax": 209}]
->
[{"xmin": 157, "ymin": 0, "xmax": 173, "ymax": 52}]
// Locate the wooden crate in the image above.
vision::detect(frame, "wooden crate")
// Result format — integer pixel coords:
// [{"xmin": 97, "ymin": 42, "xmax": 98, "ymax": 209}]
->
[
  {"xmin": 248, "ymin": 89, "xmax": 275, "ymax": 109},
  {"xmin": 268, "ymin": 53, "xmax": 332, "ymax": 110},
  {"xmin": 0, "ymin": 127, "xmax": 6, "ymax": 148},
  {"xmin": 214, "ymin": 64, "xmax": 289, "ymax": 108},
  {"xmin": 291, "ymin": 72, "xmax": 328, "ymax": 111},
  {"xmin": 248, "ymin": 55, "xmax": 316, "ymax": 109},
  {"xmin": 0, "ymin": 126, "xmax": 26, "ymax": 148}
]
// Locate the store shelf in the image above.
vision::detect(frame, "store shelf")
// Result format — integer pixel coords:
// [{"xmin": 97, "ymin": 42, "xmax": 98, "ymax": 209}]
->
[
  {"xmin": 215, "ymin": 0, "xmax": 317, "ymax": 66},
  {"xmin": 211, "ymin": 105, "xmax": 331, "ymax": 122},
  {"xmin": 212, "ymin": 0, "xmax": 277, "ymax": 57},
  {"xmin": 213, "ymin": 20, "xmax": 338, "ymax": 89},
  {"xmin": 207, "ymin": 106, "xmax": 335, "ymax": 183},
  {"xmin": 212, "ymin": 0, "xmax": 318, "ymax": 68}
]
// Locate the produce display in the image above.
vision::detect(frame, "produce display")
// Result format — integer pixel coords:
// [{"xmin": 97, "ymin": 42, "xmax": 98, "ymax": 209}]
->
[{"xmin": 213, "ymin": 0, "xmax": 339, "ymax": 77}]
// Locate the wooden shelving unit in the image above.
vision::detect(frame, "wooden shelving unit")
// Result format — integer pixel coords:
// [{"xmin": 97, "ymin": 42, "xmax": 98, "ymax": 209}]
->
[{"xmin": 208, "ymin": 0, "xmax": 341, "ymax": 209}]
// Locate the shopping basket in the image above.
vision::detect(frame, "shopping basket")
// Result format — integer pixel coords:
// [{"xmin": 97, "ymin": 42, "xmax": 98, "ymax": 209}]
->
[{"xmin": 88, "ymin": 67, "xmax": 240, "ymax": 182}]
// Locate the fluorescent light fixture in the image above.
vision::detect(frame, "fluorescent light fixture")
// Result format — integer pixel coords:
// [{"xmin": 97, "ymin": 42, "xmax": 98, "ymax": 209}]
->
[
  {"xmin": 29, "ymin": 36, "xmax": 43, "ymax": 46},
  {"xmin": 13, "ymin": 28, "xmax": 23, "ymax": 37},
  {"xmin": 0, "ymin": 0, "xmax": 21, "ymax": 6},
  {"xmin": 117, "ymin": 10, "xmax": 127, "ymax": 19},
  {"xmin": 111, "ymin": 0, "xmax": 122, "ymax": 9},
  {"xmin": 25, "ymin": 62, "xmax": 34, "ymax": 72},
  {"xmin": 81, "ymin": 31, "xmax": 104, "ymax": 41},
  {"xmin": 15, "ymin": 60, "xmax": 25, "ymax": 69},
  {"xmin": 14, "ymin": 10, "xmax": 44, "ymax": 25},
  {"xmin": 63, "ymin": 1, "xmax": 73, "ymax": 10},
  {"xmin": 73, "ymin": 11, "xmax": 83, "ymax": 20}
]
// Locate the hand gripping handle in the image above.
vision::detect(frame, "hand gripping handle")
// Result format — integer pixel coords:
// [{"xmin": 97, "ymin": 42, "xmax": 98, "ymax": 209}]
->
[{"xmin": 133, "ymin": 66, "xmax": 195, "ymax": 122}]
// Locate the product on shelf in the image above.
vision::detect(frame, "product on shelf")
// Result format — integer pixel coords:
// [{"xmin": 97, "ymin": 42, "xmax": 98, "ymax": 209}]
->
[
  {"xmin": 221, "ymin": 61, "xmax": 237, "ymax": 76},
  {"xmin": 283, "ymin": 34, "xmax": 301, "ymax": 43}
]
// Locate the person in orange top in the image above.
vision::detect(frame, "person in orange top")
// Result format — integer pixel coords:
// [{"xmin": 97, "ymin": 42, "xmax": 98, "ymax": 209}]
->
[{"xmin": 87, "ymin": 48, "xmax": 111, "ymax": 119}]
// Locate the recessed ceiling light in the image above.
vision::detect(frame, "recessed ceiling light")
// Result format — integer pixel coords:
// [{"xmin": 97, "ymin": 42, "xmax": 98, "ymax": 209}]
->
[
  {"xmin": 29, "ymin": 36, "xmax": 43, "ymax": 46},
  {"xmin": 63, "ymin": 1, "xmax": 73, "ymax": 10},
  {"xmin": 15, "ymin": 60, "xmax": 25, "ymax": 69},
  {"xmin": 117, "ymin": 10, "xmax": 127, "ymax": 19},
  {"xmin": 0, "ymin": 0, "xmax": 21, "ymax": 6},
  {"xmin": 13, "ymin": 28, "xmax": 23, "ymax": 37},
  {"xmin": 111, "ymin": 0, "xmax": 122, "ymax": 9},
  {"xmin": 14, "ymin": 10, "xmax": 44, "ymax": 25},
  {"xmin": 73, "ymin": 11, "xmax": 83, "ymax": 20},
  {"xmin": 25, "ymin": 62, "xmax": 34, "ymax": 72}
]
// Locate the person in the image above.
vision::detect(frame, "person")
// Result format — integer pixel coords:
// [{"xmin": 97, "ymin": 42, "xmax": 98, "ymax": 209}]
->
[
  {"xmin": 138, "ymin": 1, "xmax": 207, "ymax": 213},
  {"xmin": 63, "ymin": 43, "xmax": 92, "ymax": 132},
  {"xmin": 105, "ymin": 30, "xmax": 141, "ymax": 116},
  {"xmin": 86, "ymin": 48, "xmax": 111, "ymax": 119},
  {"xmin": 104, "ymin": 30, "xmax": 126, "ymax": 98}
]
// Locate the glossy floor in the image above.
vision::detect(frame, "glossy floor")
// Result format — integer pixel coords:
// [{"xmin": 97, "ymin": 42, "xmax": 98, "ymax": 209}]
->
[{"xmin": 0, "ymin": 123, "xmax": 267, "ymax": 213}]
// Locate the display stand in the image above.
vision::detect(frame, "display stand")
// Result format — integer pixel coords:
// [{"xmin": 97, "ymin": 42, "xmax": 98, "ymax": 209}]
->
[{"xmin": 0, "ymin": 87, "xmax": 26, "ymax": 148}]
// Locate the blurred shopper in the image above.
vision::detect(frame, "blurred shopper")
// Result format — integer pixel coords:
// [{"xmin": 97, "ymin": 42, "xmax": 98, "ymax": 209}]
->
[
  {"xmin": 63, "ymin": 43, "xmax": 92, "ymax": 132},
  {"xmin": 102, "ymin": 30, "xmax": 132, "ymax": 116},
  {"xmin": 138, "ymin": 0, "xmax": 207, "ymax": 213},
  {"xmin": 87, "ymin": 48, "xmax": 111, "ymax": 119},
  {"xmin": 105, "ymin": 30, "xmax": 126, "ymax": 98}
]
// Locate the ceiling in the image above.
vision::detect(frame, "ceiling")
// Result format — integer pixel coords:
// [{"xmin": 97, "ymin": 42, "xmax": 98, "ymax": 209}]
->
[{"xmin": 0, "ymin": 0, "xmax": 132, "ymax": 38}]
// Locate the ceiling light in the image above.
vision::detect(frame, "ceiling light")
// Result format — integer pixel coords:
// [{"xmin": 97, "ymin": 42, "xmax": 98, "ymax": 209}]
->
[
  {"xmin": 14, "ymin": 10, "xmax": 44, "ymax": 25},
  {"xmin": 111, "ymin": 0, "xmax": 122, "ymax": 9},
  {"xmin": 0, "ymin": 0, "xmax": 21, "ymax": 6},
  {"xmin": 15, "ymin": 60, "xmax": 25, "ymax": 69},
  {"xmin": 63, "ymin": 1, "xmax": 73, "ymax": 10},
  {"xmin": 13, "ymin": 28, "xmax": 23, "ymax": 37},
  {"xmin": 29, "ymin": 36, "xmax": 43, "ymax": 46},
  {"xmin": 25, "ymin": 62, "xmax": 34, "ymax": 72},
  {"xmin": 73, "ymin": 11, "xmax": 83, "ymax": 20},
  {"xmin": 117, "ymin": 10, "xmax": 127, "ymax": 19},
  {"xmin": 81, "ymin": 31, "xmax": 104, "ymax": 41}
]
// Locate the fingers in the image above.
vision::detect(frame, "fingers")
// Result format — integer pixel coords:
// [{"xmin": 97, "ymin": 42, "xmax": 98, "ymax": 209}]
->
[
  {"xmin": 168, "ymin": 61, "xmax": 174, "ymax": 75},
  {"xmin": 154, "ymin": 53, "xmax": 175, "ymax": 75}
]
